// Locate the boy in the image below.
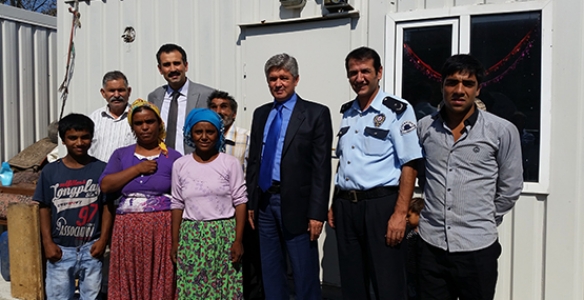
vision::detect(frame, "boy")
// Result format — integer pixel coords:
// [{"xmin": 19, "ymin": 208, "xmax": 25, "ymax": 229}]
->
[
  {"xmin": 406, "ymin": 197, "xmax": 424, "ymax": 300},
  {"xmin": 33, "ymin": 113, "xmax": 113, "ymax": 299}
]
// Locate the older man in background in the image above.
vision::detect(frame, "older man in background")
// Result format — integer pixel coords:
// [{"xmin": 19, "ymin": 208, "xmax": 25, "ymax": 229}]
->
[{"xmin": 89, "ymin": 70, "xmax": 135, "ymax": 162}]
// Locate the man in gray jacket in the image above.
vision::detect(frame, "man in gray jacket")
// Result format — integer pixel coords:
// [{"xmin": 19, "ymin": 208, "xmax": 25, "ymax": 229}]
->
[{"xmin": 148, "ymin": 43, "xmax": 215, "ymax": 154}]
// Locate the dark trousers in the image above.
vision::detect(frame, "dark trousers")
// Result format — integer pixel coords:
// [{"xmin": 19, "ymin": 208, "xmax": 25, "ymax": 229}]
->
[
  {"xmin": 333, "ymin": 192, "xmax": 407, "ymax": 300},
  {"xmin": 243, "ymin": 221, "xmax": 265, "ymax": 300},
  {"xmin": 418, "ymin": 239, "xmax": 501, "ymax": 300},
  {"xmin": 258, "ymin": 193, "xmax": 321, "ymax": 300}
]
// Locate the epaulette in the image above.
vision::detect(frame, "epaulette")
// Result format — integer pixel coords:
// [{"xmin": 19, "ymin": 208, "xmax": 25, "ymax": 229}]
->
[
  {"xmin": 340, "ymin": 100, "xmax": 353, "ymax": 114},
  {"xmin": 382, "ymin": 96, "xmax": 407, "ymax": 114}
]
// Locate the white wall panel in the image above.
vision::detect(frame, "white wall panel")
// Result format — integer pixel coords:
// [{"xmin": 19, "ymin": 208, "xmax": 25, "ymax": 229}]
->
[
  {"xmin": 0, "ymin": 5, "xmax": 56, "ymax": 163},
  {"xmin": 18, "ymin": 25, "xmax": 34, "ymax": 149},
  {"xmin": 239, "ymin": 0, "xmax": 258, "ymax": 24},
  {"xmin": 240, "ymin": 19, "xmax": 353, "ymax": 285},
  {"xmin": 34, "ymin": 30, "xmax": 50, "ymax": 140},
  {"xmin": 511, "ymin": 195, "xmax": 545, "ymax": 300},
  {"xmin": 544, "ymin": 0, "xmax": 584, "ymax": 298},
  {"xmin": 57, "ymin": 1, "xmax": 584, "ymax": 299},
  {"xmin": 48, "ymin": 30, "xmax": 57, "ymax": 121},
  {"xmin": 425, "ymin": 0, "xmax": 449, "ymax": 9},
  {"xmin": 455, "ymin": 0, "xmax": 483, "ymax": 6},
  {"xmin": 58, "ymin": 0, "xmax": 249, "ymax": 116},
  {"xmin": 1, "ymin": 20, "xmax": 20, "ymax": 161},
  {"xmin": 396, "ymin": 0, "xmax": 419, "ymax": 12},
  {"xmin": 258, "ymin": 0, "xmax": 277, "ymax": 22},
  {"xmin": 496, "ymin": 208, "xmax": 514, "ymax": 300}
]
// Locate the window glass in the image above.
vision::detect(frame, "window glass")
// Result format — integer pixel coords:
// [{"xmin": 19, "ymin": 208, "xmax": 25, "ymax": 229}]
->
[
  {"xmin": 471, "ymin": 12, "xmax": 542, "ymax": 182},
  {"xmin": 401, "ymin": 25, "xmax": 452, "ymax": 120}
]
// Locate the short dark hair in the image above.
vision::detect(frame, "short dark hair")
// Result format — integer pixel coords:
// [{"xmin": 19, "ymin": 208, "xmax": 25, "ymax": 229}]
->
[
  {"xmin": 156, "ymin": 44, "xmax": 187, "ymax": 65},
  {"xmin": 102, "ymin": 70, "xmax": 128, "ymax": 87},
  {"xmin": 207, "ymin": 90, "xmax": 238, "ymax": 113},
  {"xmin": 440, "ymin": 54, "xmax": 485, "ymax": 85},
  {"xmin": 409, "ymin": 197, "xmax": 425, "ymax": 215},
  {"xmin": 345, "ymin": 47, "xmax": 382, "ymax": 73},
  {"xmin": 58, "ymin": 113, "xmax": 94, "ymax": 141}
]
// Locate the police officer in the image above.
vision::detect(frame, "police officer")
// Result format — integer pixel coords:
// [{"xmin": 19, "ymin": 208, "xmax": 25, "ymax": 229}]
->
[{"xmin": 327, "ymin": 47, "xmax": 422, "ymax": 300}]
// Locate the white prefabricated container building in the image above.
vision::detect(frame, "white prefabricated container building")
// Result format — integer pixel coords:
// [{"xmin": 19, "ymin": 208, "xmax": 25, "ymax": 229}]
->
[{"xmin": 57, "ymin": 0, "xmax": 584, "ymax": 299}]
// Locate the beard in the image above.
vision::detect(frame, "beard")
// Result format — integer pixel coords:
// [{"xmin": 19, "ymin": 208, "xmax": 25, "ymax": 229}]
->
[{"xmin": 222, "ymin": 116, "xmax": 235, "ymax": 129}]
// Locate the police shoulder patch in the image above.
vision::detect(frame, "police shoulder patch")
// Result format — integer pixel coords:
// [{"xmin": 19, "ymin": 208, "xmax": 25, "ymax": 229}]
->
[
  {"xmin": 382, "ymin": 96, "xmax": 407, "ymax": 114},
  {"xmin": 340, "ymin": 100, "xmax": 353, "ymax": 114},
  {"xmin": 400, "ymin": 121, "xmax": 416, "ymax": 135}
]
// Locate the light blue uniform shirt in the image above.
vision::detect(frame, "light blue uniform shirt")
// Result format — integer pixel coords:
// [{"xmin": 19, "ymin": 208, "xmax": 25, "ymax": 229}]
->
[
  {"xmin": 335, "ymin": 90, "xmax": 422, "ymax": 190},
  {"xmin": 262, "ymin": 93, "xmax": 298, "ymax": 182}
]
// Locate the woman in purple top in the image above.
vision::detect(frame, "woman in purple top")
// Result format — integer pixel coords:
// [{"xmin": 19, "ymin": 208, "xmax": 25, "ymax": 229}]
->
[
  {"xmin": 171, "ymin": 108, "xmax": 247, "ymax": 300},
  {"xmin": 100, "ymin": 99, "xmax": 181, "ymax": 300}
]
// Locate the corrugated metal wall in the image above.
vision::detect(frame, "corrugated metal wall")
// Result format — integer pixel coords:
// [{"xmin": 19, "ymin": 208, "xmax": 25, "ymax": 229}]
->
[{"xmin": 0, "ymin": 4, "xmax": 57, "ymax": 164}]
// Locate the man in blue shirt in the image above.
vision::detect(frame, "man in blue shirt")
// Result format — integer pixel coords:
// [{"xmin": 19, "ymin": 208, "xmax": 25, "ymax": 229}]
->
[
  {"xmin": 328, "ymin": 47, "xmax": 422, "ymax": 300},
  {"xmin": 246, "ymin": 53, "xmax": 333, "ymax": 300}
]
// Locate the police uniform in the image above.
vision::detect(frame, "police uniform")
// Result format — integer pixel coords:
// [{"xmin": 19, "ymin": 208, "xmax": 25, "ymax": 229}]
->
[{"xmin": 333, "ymin": 90, "xmax": 422, "ymax": 300}]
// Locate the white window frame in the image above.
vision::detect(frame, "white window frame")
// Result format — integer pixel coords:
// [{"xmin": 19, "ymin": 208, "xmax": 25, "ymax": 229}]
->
[
  {"xmin": 385, "ymin": 1, "xmax": 553, "ymax": 194},
  {"xmin": 394, "ymin": 19, "xmax": 459, "ymax": 97}
]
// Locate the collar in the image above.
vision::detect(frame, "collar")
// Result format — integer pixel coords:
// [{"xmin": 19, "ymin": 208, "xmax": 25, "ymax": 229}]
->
[
  {"xmin": 165, "ymin": 79, "xmax": 189, "ymax": 97},
  {"xmin": 101, "ymin": 104, "xmax": 130, "ymax": 120},
  {"xmin": 435, "ymin": 104, "xmax": 479, "ymax": 127},
  {"xmin": 224, "ymin": 126, "xmax": 240, "ymax": 145},
  {"xmin": 349, "ymin": 88, "xmax": 384, "ymax": 113},
  {"xmin": 273, "ymin": 93, "xmax": 298, "ymax": 110}
]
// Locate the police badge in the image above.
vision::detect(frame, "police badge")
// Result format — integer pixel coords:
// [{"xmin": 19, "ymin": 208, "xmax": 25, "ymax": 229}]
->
[
  {"xmin": 400, "ymin": 121, "xmax": 416, "ymax": 135},
  {"xmin": 373, "ymin": 114, "xmax": 386, "ymax": 127}
]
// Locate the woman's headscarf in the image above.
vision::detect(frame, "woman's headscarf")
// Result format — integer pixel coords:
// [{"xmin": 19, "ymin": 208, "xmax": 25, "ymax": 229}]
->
[
  {"xmin": 128, "ymin": 98, "xmax": 168, "ymax": 156},
  {"xmin": 183, "ymin": 108, "xmax": 224, "ymax": 152}
]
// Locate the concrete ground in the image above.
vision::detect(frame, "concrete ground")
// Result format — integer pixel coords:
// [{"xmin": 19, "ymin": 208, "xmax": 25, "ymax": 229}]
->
[
  {"xmin": 0, "ymin": 276, "xmax": 16, "ymax": 300},
  {"xmin": 0, "ymin": 276, "xmax": 341, "ymax": 300}
]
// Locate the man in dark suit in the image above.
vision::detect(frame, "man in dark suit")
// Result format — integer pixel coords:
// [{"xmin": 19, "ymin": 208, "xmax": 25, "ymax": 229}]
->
[
  {"xmin": 148, "ymin": 43, "xmax": 215, "ymax": 154},
  {"xmin": 246, "ymin": 53, "xmax": 333, "ymax": 300}
]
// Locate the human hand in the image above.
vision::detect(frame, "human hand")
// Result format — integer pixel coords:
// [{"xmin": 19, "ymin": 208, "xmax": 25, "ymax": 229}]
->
[
  {"xmin": 386, "ymin": 212, "xmax": 407, "ymax": 247},
  {"xmin": 90, "ymin": 239, "xmax": 107, "ymax": 258},
  {"xmin": 231, "ymin": 241, "xmax": 244, "ymax": 263},
  {"xmin": 136, "ymin": 160, "xmax": 157, "ymax": 175},
  {"xmin": 327, "ymin": 207, "xmax": 335, "ymax": 229},
  {"xmin": 171, "ymin": 242, "xmax": 178, "ymax": 264},
  {"xmin": 247, "ymin": 210, "xmax": 255, "ymax": 230},
  {"xmin": 43, "ymin": 241, "xmax": 62, "ymax": 263},
  {"xmin": 307, "ymin": 219, "xmax": 323, "ymax": 241}
]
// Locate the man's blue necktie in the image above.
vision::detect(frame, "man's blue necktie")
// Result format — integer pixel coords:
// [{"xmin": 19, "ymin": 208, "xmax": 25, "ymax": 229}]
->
[{"xmin": 259, "ymin": 103, "xmax": 283, "ymax": 192}]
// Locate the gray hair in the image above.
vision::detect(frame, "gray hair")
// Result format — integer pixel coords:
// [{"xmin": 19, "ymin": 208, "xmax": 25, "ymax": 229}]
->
[
  {"xmin": 264, "ymin": 53, "xmax": 299, "ymax": 78},
  {"xmin": 102, "ymin": 70, "xmax": 129, "ymax": 87}
]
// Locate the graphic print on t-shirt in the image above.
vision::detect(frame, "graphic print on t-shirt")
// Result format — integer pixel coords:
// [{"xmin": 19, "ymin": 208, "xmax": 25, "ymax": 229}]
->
[{"xmin": 50, "ymin": 178, "xmax": 101, "ymax": 245}]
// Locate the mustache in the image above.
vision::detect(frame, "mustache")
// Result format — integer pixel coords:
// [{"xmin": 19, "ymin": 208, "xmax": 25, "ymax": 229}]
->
[
  {"xmin": 169, "ymin": 71, "xmax": 181, "ymax": 77},
  {"xmin": 109, "ymin": 96, "xmax": 125, "ymax": 102}
]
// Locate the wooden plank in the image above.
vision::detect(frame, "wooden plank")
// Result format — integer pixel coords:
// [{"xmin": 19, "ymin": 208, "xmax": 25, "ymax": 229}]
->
[
  {"xmin": 7, "ymin": 203, "xmax": 43, "ymax": 300},
  {"xmin": 0, "ymin": 184, "xmax": 36, "ymax": 196}
]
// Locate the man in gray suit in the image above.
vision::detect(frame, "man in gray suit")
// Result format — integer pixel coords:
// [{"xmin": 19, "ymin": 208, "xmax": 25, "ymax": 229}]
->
[{"xmin": 148, "ymin": 43, "xmax": 215, "ymax": 154}]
